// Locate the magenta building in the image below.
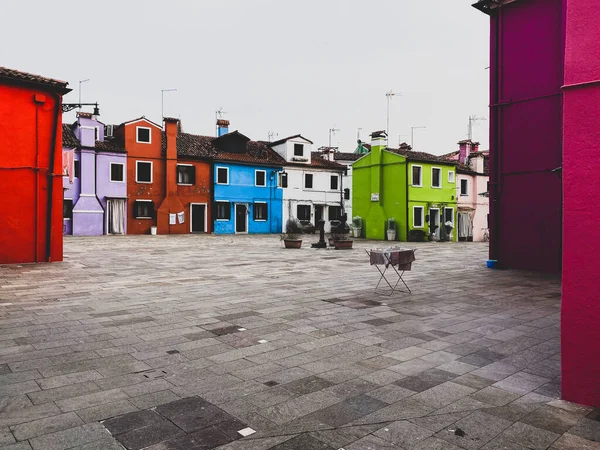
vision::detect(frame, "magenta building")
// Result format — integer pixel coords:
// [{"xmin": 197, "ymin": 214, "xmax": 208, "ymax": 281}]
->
[
  {"xmin": 62, "ymin": 112, "xmax": 127, "ymax": 235},
  {"xmin": 475, "ymin": 0, "xmax": 600, "ymax": 407}
]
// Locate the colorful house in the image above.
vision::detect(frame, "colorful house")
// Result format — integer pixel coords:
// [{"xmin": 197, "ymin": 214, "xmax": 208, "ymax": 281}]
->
[
  {"xmin": 62, "ymin": 112, "xmax": 128, "ymax": 236},
  {"xmin": 443, "ymin": 140, "xmax": 489, "ymax": 242},
  {"xmin": 270, "ymin": 136, "xmax": 346, "ymax": 232},
  {"xmin": 212, "ymin": 127, "xmax": 284, "ymax": 234},
  {"xmin": 474, "ymin": 0, "xmax": 600, "ymax": 406},
  {"xmin": 0, "ymin": 67, "xmax": 70, "ymax": 263},
  {"xmin": 353, "ymin": 131, "xmax": 457, "ymax": 242}
]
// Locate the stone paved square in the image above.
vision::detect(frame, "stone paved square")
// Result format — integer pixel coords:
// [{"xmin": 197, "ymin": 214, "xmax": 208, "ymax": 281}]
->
[{"xmin": 0, "ymin": 234, "xmax": 597, "ymax": 449}]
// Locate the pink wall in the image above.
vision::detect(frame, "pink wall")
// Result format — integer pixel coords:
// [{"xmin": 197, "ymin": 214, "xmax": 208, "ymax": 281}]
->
[
  {"xmin": 488, "ymin": 0, "xmax": 564, "ymax": 273},
  {"xmin": 561, "ymin": 0, "xmax": 600, "ymax": 407}
]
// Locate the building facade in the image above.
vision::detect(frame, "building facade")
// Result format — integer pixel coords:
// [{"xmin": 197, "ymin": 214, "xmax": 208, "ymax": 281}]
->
[
  {"xmin": 0, "ymin": 67, "xmax": 70, "ymax": 263},
  {"xmin": 318, "ymin": 147, "xmax": 360, "ymax": 225},
  {"xmin": 270, "ymin": 136, "xmax": 346, "ymax": 233}
]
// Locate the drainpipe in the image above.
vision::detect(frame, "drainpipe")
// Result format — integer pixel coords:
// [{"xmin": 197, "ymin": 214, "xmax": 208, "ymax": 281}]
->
[
  {"xmin": 45, "ymin": 93, "xmax": 61, "ymax": 261},
  {"xmin": 405, "ymin": 161, "xmax": 409, "ymax": 241}
]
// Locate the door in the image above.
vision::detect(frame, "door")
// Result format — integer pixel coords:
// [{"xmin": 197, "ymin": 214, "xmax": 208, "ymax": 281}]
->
[
  {"xmin": 429, "ymin": 209, "xmax": 440, "ymax": 240},
  {"xmin": 235, "ymin": 204, "xmax": 248, "ymax": 233},
  {"xmin": 315, "ymin": 205, "xmax": 323, "ymax": 224},
  {"xmin": 191, "ymin": 204, "xmax": 206, "ymax": 233},
  {"xmin": 107, "ymin": 199, "xmax": 125, "ymax": 235}
]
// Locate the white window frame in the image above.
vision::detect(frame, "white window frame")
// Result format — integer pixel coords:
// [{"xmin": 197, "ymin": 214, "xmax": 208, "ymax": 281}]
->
[
  {"xmin": 448, "ymin": 170, "xmax": 455, "ymax": 183},
  {"xmin": 255, "ymin": 170, "xmax": 266, "ymax": 187},
  {"xmin": 254, "ymin": 201, "xmax": 268, "ymax": 221},
  {"xmin": 177, "ymin": 163, "xmax": 194, "ymax": 186},
  {"xmin": 136, "ymin": 126, "xmax": 152, "ymax": 144},
  {"xmin": 216, "ymin": 167, "xmax": 229, "ymax": 185},
  {"xmin": 215, "ymin": 201, "xmax": 230, "ymax": 221},
  {"xmin": 304, "ymin": 173, "xmax": 314, "ymax": 190},
  {"xmin": 109, "ymin": 162, "xmax": 125, "ymax": 183},
  {"xmin": 460, "ymin": 179, "xmax": 469, "ymax": 196},
  {"xmin": 135, "ymin": 160, "xmax": 153, "ymax": 184},
  {"xmin": 134, "ymin": 199, "xmax": 153, "ymax": 219},
  {"xmin": 189, "ymin": 202, "xmax": 207, "ymax": 233},
  {"xmin": 431, "ymin": 167, "xmax": 442, "ymax": 188},
  {"xmin": 413, "ymin": 206, "xmax": 425, "ymax": 228},
  {"xmin": 294, "ymin": 143, "xmax": 304, "ymax": 157},
  {"xmin": 411, "ymin": 165, "xmax": 422, "ymax": 187}
]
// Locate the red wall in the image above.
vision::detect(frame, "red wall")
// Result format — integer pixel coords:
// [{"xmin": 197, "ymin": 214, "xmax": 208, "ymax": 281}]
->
[
  {"xmin": 561, "ymin": 0, "xmax": 600, "ymax": 407},
  {"xmin": 0, "ymin": 84, "xmax": 64, "ymax": 263},
  {"xmin": 488, "ymin": 0, "xmax": 564, "ymax": 273}
]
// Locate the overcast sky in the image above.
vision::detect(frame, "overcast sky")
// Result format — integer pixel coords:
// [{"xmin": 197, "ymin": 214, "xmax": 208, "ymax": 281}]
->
[{"xmin": 1, "ymin": 1, "xmax": 490, "ymax": 155}]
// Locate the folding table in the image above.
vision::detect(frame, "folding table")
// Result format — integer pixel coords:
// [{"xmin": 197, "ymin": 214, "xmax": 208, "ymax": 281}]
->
[{"xmin": 366, "ymin": 247, "xmax": 416, "ymax": 296}]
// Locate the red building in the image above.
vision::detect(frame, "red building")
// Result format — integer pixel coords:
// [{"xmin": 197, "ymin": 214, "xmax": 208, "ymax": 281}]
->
[
  {"xmin": 475, "ymin": 0, "xmax": 600, "ymax": 406},
  {"xmin": 0, "ymin": 67, "xmax": 70, "ymax": 263}
]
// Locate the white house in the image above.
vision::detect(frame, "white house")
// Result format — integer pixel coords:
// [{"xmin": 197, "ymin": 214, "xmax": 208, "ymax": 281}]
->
[
  {"xmin": 444, "ymin": 140, "xmax": 490, "ymax": 242},
  {"xmin": 270, "ymin": 135, "xmax": 346, "ymax": 232}
]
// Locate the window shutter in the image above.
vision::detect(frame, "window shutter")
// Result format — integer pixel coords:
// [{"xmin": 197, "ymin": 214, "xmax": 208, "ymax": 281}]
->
[
  {"xmin": 282, "ymin": 173, "xmax": 288, "ymax": 188},
  {"xmin": 344, "ymin": 188, "xmax": 350, "ymax": 200}
]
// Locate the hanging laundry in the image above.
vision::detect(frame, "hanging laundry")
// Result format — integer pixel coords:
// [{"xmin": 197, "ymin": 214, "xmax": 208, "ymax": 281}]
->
[
  {"xmin": 177, "ymin": 212, "xmax": 185, "ymax": 224},
  {"xmin": 169, "ymin": 214, "xmax": 176, "ymax": 225}
]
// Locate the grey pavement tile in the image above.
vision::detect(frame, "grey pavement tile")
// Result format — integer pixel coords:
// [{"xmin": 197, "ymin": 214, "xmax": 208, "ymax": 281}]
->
[
  {"xmin": 0, "ymin": 443, "xmax": 33, "ymax": 450},
  {"xmin": 493, "ymin": 372, "xmax": 550, "ymax": 395},
  {"xmin": 394, "ymin": 369, "xmax": 457, "ymax": 393},
  {"xmin": 0, "ymin": 429, "xmax": 15, "ymax": 446},
  {"xmin": 129, "ymin": 390, "xmax": 181, "ymax": 410},
  {"xmin": 10, "ymin": 412, "xmax": 83, "ymax": 441},
  {"xmin": 521, "ymin": 405, "xmax": 583, "ymax": 434},
  {"xmin": 459, "ymin": 350, "xmax": 507, "ymax": 368},
  {"xmin": 56, "ymin": 388, "xmax": 129, "ymax": 412},
  {"xmin": 111, "ymin": 419, "xmax": 183, "ymax": 450},
  {"xmin": 470, "ymin": 386, "xmax": 521, "ymax": 407},
  {"xmin": 453, "ymin": 373, "xmax": 496, "ymax": 390},
  {"xmin": 75, "ymin": 399, "xmax": 138, "ymax": 423},
  {"xmin": 282, "ymin": 376, "xmax": 334, "ymax": 396},
  {"xmin": 534, "ymin": 379, "xmax": 562, "ymax": 399},
  {"xmin": 267, "ymin": 434, "xmax": 335, "ymax": 450},
  {"xmin": 37, "ymin": 370, "xmax": 103, "ymax": 390},
  {"xmin": 309, "ymin": 424, "xmax": 385, "ymax": 449},
  {"xmin": 569, "ymin": 417, "xmax": 600, "ymax": 442},
  {"xmin": 29, "ymin": 423, "xmax": 113, "ymax": 450},
  {"xmin": 344, "ymin": 434, "xmax": 399, "ymax": 449},
  {"xmin": 413, "ymin": 436, "xmax": 464, "ymax": 450},
  {"xmin": 213, "ymin": 436, "xmax": 295, "ymax": 450},
  {"xmin": 484, "ymin": 402, "xmax": 542, "ymax": 422},
  {"xmin": 550, "ymin": 433, "xmax": 600, "ymax": 450},
  {"xmin": 0, "ymin": 403, "xmax": 62, "ymax": 428},
  {"xmin": 434, "ymin": 411, "xmax": 513, "ymax": 450},
  {"xmin": 412, "ymin": 382, "xmax": 477, "ymax": 409},
  {"xmin": 27, "ymin": 382, "xmax": 101, "ymax": 405},
  {"xmin": 438, "ymin": 361, "xmax": 479, "ymax": 375},
  {"xmin": 304, "ymin": 394, "xmax": 387, "ymax": 427},
  {"xmin": 410, "ymin": 411, "xmax": 472, "ymax": 433},
  {"xmin": 0, "ymin": 396, "xmax": 33, "ymax": 413},
  {"xmin": 373, "ymin": 420, "xmax": 434, "ymax": 448},
  {"xmin": 0, "ymin": 382, "xmax": 39, "ymax": 398},
  {"xmin": 480, "ymin": 436, "xmax": 531, "ymax": 450},
  {"xmin": 353, "ymin": 397, "xmax": 436, "ymax": 424},
  {"xmin": 497, "ymin": 422, "xmax": 560, "ymax": 450}
]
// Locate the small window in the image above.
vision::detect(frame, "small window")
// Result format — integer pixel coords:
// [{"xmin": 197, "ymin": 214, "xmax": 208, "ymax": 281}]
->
[
  {"xmin": 444, "ymin": 208, "xmax": 454, "ymax": 225},
  {"xmin": 330, "ymin": 175, "xmax": 339, "ymax": 190},
  {"xmin": 448, "ymin": 171, "xmax": 455, "ymax": 183},
  {"xmin": 255, "ymin": 170, "xmax": 266, "ymax": 187},
  {"xmin": 136, "ymin": 127, "xmax": 151, "ymax": 143},
  {"xmin": 414, "ymin": 206, "xmax": 424, "ymax": 228},
  {"xmin": 304, "ymin": 173, "xmax": 313, "ymax": 189},
  {"xmin": 294, "ymin": 143, "xmax": 304, "ymax": 156},
  {"xmin": 279, "ymin": 172, "xmax": 288, "ymax": 188},
  {"xmin": 134, "ymin": 200, "xmax": 154, "ymax": 219},
  {"xmin": 460, "ymin": 179, "xmax": 468, "ymax": 196},
  {"xmin": 177, "ymin": 165, "xmax": 196, "ymax": 185},
  {"xmin": 136, "ymin": 161, "xmax": 152, "ymax": 183},
  {"xmin": 74, "ymin": 160, "xmax": 80, "ymax": 179},
  {"xmin": 94, "ymin": 127, "xmax": 99, "ymax": 141},
  {"xmin": 432, "ymin": 167, "xmax": 441, "ymax": 188},
  {"xmin": 297, "ymin": 205, "xmax": 311, "ymax": 221},
  {"xmin": 110, "ymin": 163, "xmax": 124, "ymax": 182},
  {"xmin": 63, "ymin": 199, "xmax": 73, "ymax": 220},
  {"xmin": 344, "ymin": 188, "xmax": 350, "ymax": 200},
  {"xmin": 215, "ymin": 201, "xmax": 231, "ymax": 220},
  {"xmin": 412, "ymin": 166, "xmax": 422, "ymax": 186},
  {"xmin": 329, "ymin": 206, "xmax": 342, "ymax": 221},
  {"xmin": 254, "ymin": 202, "xmax": 268, "ymax": 221},
  {"xmin": 216, "ymin": 167, "xmax": 229, "ymax": 184}
]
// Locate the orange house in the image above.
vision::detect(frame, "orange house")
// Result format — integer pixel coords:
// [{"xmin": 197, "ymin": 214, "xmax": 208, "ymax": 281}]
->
[
  {"xmin": 0, "ymin": 67, "xmax": 71, "ymax": 263},
  {"xmin": 118, "ymin": 116, "xmax": 211, "ymax": 234}
]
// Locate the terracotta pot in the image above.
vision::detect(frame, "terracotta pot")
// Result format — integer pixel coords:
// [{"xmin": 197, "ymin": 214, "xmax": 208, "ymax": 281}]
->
[
  {"xmin": 284, "ymin": 239, "xmax": 302, "ymax": 249},
  {"xmin": 334, "ymin": 240, "xmax": 353, "ymax": 250}
]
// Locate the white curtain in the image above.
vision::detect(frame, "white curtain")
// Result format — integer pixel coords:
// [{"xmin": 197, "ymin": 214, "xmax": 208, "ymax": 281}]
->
[
  {"xmin": 109, "ymin": 199, "xmax": 125, "ymax": 234},
  {"xmin": 458, "ymin": 213, "xmax": 473, "ymax": 238}
]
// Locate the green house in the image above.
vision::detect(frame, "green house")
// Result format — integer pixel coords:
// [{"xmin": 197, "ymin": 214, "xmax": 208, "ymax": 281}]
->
[{"xmin": 352, "ymin": 131, "xmax": 458, "ymax": 242}]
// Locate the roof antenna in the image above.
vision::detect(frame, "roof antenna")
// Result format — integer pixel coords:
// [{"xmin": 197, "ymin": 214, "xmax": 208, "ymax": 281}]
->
[
  {"xmin": 329, "ymin": 127, "xmax": 340, "ymax": 148},
  {"xmin": 215, "ymin": 108, "xmax": 227, "ymax": 137},
  {"xmin": 268, "ymin": 131, "xmax": 278, "ymax": 142}
]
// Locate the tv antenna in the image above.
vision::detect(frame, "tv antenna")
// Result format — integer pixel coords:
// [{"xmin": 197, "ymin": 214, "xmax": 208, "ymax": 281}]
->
[
  {"xmin": 468, "ymin": 115, "xmax": 486, "ymax": 140},
  {"xmin": 268, "ymin": 131, "xmax": 278, "ymax": 142},
  {"xmin": 329, "ymin": 127, "xmax": 340, "ymax": 147}
]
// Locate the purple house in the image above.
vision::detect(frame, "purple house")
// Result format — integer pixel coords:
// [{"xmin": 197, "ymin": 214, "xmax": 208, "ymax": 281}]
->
[{"xmin": 62, "ymin": 112, "xmax": 127, "ymax": 235}]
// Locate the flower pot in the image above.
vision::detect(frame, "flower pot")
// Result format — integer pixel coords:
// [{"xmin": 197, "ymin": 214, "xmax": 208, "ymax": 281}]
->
[
  {"xmin": 328, "ymin": 237, "xmax": 335, "ymax": 247},
  {"xmin": 284, "ymin": 239, "xmax": 302, "ymax": 249},
  {"xmin": 352, "ymin": 228, "xmax": 362, "ymax": 238},
  {"xmin": 150, "ymin": 226, "xmax": 157, "ymax": 235},
  {"xmin": 387, "ymin": 230, "xmax": 396, "ymax": 241},
  {"xmin": 334, "ymin": 240, "xmax": 353, "ymax": 250}
]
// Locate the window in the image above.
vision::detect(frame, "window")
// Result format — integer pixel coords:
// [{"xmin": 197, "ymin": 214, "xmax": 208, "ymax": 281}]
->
[
  {"xmin": 74, "ymin": 160, "xmax": 80, "ymax": 179},
  {"xmin": 110, "ymin": 163, "xmax": 124, "ymax": 182},
  {"xmin": 255, "ymin": 170, "xmax": 266, "ymax": 187},
  {"xmin": 297, "ymin": 205, "xmax": 311, "ymax": 221},
  {"xmin": 344, "ymin": 188, "xmax": 350, "ymax": 200},
  {"xmin": 136, "ymin": 161, "xmax": 152, "ymax": 183},
  {"xmin": 294, "ymin": 143, "xmax": 304, "ymax": 156},
  {"xmin": 431, "ymin": 167, "xmax": 442, "ymax": 188},
  {"xmin": 448, "ymin": 171, "xmax": 455, "ymax": 183},
  {"xmin": 94, "ymin": 127, "xmax": 99, "ymax": 141},
  {"xmin": 329, "ymin": 206, "xmax": 342, "ymax": 221},
  {"xmin": 215, "ymin": 202, "xmax": 230, "ymax": 220},
  {"xmin": 216, "ymin": 167, "xmax": 229, "ymax": 184},
  {"xmin": 177, "ymin": 165, "xmax": 196, "ymax": 185},
  {"xmin": 412, "ymin": 165, "xmax": 422, "ymax": 186},
  {"xmin": 279, "ymin": 172, "xmax": 288, "ymax": 188},
  {"xmin": 136, "ymin": 126, "xmax": 151, "ymax": 143},
  {"xmin": 460, "ymin": 179, "xmax": 468, "ymax": 196},
  {"xmin": 444, "ymin": 207, "xmax": 454, "ymax": 226},
  {"xmin": 63, "ymin": 199, "xmax": 73, "ymax": 220},
  {"xmin": 330, "ymin": 175, "xmax": 339, "ymax": 190},
  {"xmin": 254, "ymin": 202, "xmax": 268, "ymax": 221},
  {"xmin": 304, "ymin": 173, "xmax": 313, "ymax": 189},
  {"xmin": 413, "ymin": 206, "xmax": 424, "ymax": 228},
  {"xmin": 134, "ymin": 200, "xmax": 154, "ymax": 219}
]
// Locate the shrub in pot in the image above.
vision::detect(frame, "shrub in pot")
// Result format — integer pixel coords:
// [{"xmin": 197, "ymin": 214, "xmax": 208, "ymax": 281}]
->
[
  {"xmin": 281, "ymin": 218, "xmax": 303, "ymax": 249},
  {"xmin": 387, "ymin": 217, "xmax": 397, "ymax": 241}
]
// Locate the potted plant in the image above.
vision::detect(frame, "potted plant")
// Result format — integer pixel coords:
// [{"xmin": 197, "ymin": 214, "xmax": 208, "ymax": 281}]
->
[
  {"xmin": 352, "ymin": 216, "xmax": 362, "ymax": 238},
  {"xmin": 332, "ymin": 232, "xmax": 353, "ymax": 250},
  {"xmin": 281, "ymin": 219, "xmax": 303, "ymax": 249},
  {"xmin": 444, "ymin": 221, "xmax": 454, "ymax": 241},
  {"xmin": 387, "ymin": 217, "xmax": 396, "ymax": 241}
]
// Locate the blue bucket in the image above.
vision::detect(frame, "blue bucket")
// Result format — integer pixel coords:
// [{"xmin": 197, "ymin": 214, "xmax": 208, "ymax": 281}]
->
[{"xmin": 486, "ymin": 260, "xmax": 498, "ymax": 269}]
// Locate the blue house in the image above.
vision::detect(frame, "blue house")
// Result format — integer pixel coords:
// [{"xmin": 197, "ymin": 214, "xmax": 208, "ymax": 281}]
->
[{"xmin": 212, "ymin": 131, "xmax": 285, "ymax": 234}]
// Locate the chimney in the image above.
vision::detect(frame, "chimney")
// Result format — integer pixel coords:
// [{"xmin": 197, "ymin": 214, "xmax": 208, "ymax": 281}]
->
[
  {"xmin": 217, "ymin": 119, "xmax": 230, "ymax": 137},
  {"xmin": 458, "ymin": 139, "xmax": 472, "ymax": 165}
]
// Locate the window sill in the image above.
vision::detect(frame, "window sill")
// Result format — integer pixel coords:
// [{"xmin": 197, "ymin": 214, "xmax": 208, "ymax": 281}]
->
[
  {"xmin": 135, "ymin": 140, "xmax": 151, "ymax": 144},
  {"xmin": 216, "ymin": 182, "xmax": 229, "ymax": 185},
  {"xmin": 110, "ymin": 180, "xmax": 125, "ymax": 183},
  {"xmin": 136, "ymin": 181, "xmax": 152, "ymax": 184},
  {"xmin": 254, "ymin": 219, "xmax": 267, "ymax": 222},
  {"xmin": 177, "ymin": 183, "xmax": 193, "ymax": 186},
  {"xmin": 412, "ymin": 184, "xmax": 422, "ymax": 187},
  {"xmin": 255, "ymin": 185, "xmax": 267, "ymax": 188},
  {"xmin": 431, "ymin": 186, "xmax": 442, "ymax": 189},
  {"xmin": 216, "ymin": 219, "xmax": 230, "ymax": 221},
  {"xmin": 135, "ymin": 217, "xmax": 153, "ymax": 220}
]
